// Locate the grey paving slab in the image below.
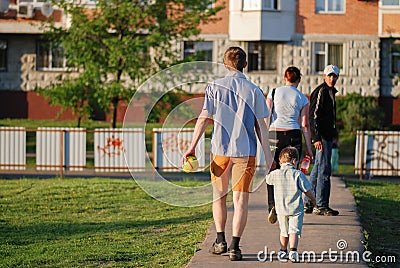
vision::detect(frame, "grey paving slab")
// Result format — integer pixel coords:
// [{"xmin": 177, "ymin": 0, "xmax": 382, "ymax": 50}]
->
[{"xmin": 186, "ymin": 176, "xmax": 368, "ymax": 267}]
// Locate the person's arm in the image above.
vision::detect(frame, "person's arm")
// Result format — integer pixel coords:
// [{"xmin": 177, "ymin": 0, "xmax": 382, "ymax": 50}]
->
[
  {"xmin": 300, "ymin": 103, "xmax": 313, "ymax": 159},
  {"xmin": 255, "ymin": 117, "xmax": 276, "ymax": 173},
  {"xmin": 304, "ymin": 190, "xmax": 316, "ymax": 207},
  {"xmin": 309, "ymin": 88, "xmax": 323, "ymax": 151},
  {"xmin": 182, "ymin": 109, "xmax": 212, "ymax": 162},
  {"xmin": 266, "ymin": 97, "xmax": 273, "ymax": 130},
  {"xmin": 333, "ymin": 92, "xmax": 339, "ymax": 145}
]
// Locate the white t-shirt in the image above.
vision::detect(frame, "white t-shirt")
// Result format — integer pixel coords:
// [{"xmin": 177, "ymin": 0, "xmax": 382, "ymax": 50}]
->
[
  {"xmin": 267, "ymin": 85, "xmax": 308, "ymax": 129},
  {"xmin": 203, "ymin": 71, "xmax": 269, "ymax": 157}
]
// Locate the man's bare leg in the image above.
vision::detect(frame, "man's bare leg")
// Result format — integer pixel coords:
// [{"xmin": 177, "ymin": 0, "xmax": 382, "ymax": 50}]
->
[
  {"xmin": 209, "ymin": 177, "xmax": 230, "ymax": 255},
  {"xmin": 213, "ymin": 192, "xmax": 227, "ymax": 232},
  {"xmin": 232, "ymin": 191, "xmax": 249, "ymax": 237}
]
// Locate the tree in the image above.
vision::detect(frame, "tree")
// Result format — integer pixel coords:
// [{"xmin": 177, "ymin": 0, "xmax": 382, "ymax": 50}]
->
[
  {"xmin": 146, "ymin": 87, "xmax": 194, "ymax": 123},
  {"xmin": 36, "ymin": 73, "xmax": 95, "ymax": 128},
  {"xmin": 39, "ymin": 0, "xmax": 223, "ymax": 127},
  {"xmin": 336, "ymin": 93, "xmax": 385, "ymax": 134}
]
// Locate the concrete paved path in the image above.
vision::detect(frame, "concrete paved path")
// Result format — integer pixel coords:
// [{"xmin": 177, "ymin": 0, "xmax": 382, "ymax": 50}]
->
[{"xmin": 186, "ymin": 176, "xmax": 368, "ymax": 267}]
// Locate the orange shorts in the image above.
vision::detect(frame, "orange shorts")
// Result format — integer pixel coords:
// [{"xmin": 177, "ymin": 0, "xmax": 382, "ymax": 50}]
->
[{"xmin": 210, "ymin": 154, "xmax": 256, "ymax": 192}]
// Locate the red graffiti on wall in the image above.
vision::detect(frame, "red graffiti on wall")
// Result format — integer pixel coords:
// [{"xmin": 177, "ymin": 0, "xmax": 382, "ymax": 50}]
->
[
  {"xmin": 162, "ymin": 133, "xmax": 190, "ymax": 153},
  {"xmin": 97, "ymin": 135, "xmax": 126, "ymax": 158}
]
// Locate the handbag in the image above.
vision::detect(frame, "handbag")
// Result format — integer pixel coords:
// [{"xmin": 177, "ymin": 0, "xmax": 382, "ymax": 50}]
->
[{"xmin": 270, "ymin": 88, "xmax": 276, "ymax": 126}]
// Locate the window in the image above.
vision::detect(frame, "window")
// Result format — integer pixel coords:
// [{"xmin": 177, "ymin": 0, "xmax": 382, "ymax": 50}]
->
[
  {"xmin": 80, "ymin": 0, "xmax": 98, "ymax": 5},
  {"xmin": 19, "ymin": 0, "xmax": 46, "ymax": 2},
  {"xmin": 316, "ymin": 0, "xmax": 345, "ymax": 13},
  {"xmin": 243, "ymin": 0, "xmax": 278, "ymax": 11},
  {"xmin": 37, "ymin": 41, "xmax": 67, "ymax": 70},
  {"xmin": 184, "ymin": 0, "xmax": 214, "ymax": 11},
  {"xmin": 247, "ymin": 42, "xmax": 277, "ymax": 72},
  {"xmin": 20, "ymin": 0, "xmax": 97, "ymax": 4},
  {"xmin": 262, "ymin": 0, "xmax": 278, "ymax": 10},
  {"xmin": 391, "ymin": 41, "xmax": 400, "ymax": 75},
  {"xmin": 382, "ymin": 0, "xmax": 400, "ymax": 6},
  {"xmin": 314, "ymin": 42, "xmax": 343, "ymax": 73},
  {"xmin": 183, "ymin": 41, "xmax": 213, "ymax": 61},
  {"xmin": 0, "ymin": 40, "xmax": 7, "ymax": 72}
]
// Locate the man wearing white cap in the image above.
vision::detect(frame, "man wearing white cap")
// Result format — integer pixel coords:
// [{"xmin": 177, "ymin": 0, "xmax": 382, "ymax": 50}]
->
[{"xmin": 307, "ymin": 64, "xmax": 340, "ymax": 216}]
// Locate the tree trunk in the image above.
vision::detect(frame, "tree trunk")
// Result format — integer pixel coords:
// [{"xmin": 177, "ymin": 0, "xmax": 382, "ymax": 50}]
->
[
  {"xmin": 111, "ymin": 97, "xmax": 119, "ymax": 128},
  {"xmin": 77, "ymin": 116, "xmax": 82, "ymax": 128}
]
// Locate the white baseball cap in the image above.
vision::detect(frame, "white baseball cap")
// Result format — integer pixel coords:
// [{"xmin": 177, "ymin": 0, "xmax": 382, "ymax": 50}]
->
[{"xmin": 323, "ymin": 65, "xmax": 340, "ymax": 76}]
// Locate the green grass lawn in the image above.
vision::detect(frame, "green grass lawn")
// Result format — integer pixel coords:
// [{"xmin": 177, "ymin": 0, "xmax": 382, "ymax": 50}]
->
[
  {"xmin": 345, "ymin": 180, "xmax": 400, "ymax": 268},
  {"xmin": 2, "ymin": 178, "xmax": 398, "ymax": 268},
  {"xmin": 0, "ymin": 178, "xmax": 213, "ymax": 268}
]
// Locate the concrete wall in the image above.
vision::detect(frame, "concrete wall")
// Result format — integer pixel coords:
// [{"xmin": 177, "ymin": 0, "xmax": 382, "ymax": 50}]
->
[
  {"xmin": 0, "ymin": 34, "xmax": 36, "ymax": 91},
  {"xmin": 239, "ymin": 35, "xmax": 380, "ymax": 98},
  {"xmin": 0, "ymin": 34, "xmax": 73, "ymax": 92}
]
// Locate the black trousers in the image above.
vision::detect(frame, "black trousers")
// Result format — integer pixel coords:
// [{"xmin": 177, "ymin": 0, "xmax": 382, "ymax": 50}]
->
[{"xmin": 267, "ymin": 129, "xmax": 302, "ymax": 208}]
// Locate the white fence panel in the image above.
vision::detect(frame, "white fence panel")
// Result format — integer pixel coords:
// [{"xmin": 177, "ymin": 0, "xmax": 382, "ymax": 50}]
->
[
  {"xmin": 153, "ymin": 128, "xmax": 205, "ymax": 171},
  {"xmin": 0, "ymin": 127, "xmax": 26, "ymax": 170},
  {"xmin": 36, "ymin": 128, "xmax": 86, "ymax": 171},
  {"xmin": 94, "ymin": 128, "xmax": 145, "ymax": 172},
  {"xmin": 355, "ymin": 131, "xmax": 400, "ymax": 176}
]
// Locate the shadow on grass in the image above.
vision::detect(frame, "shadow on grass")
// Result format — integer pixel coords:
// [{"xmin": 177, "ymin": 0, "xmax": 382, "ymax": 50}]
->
[{"xmin": 0, "ymin": 211, "xmax": 212, "ymax": 246}]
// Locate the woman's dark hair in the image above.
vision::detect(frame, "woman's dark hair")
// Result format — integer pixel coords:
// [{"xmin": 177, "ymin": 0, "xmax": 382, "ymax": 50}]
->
[{"xmin": 284, "ymin": 66, "xmax": 302, "ymax": 83}]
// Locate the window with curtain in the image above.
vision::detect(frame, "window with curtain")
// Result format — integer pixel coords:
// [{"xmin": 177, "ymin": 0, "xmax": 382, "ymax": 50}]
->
[
  {"xmin": 243, "ymin": 0, "xmax": 278, "ymax": 11},
  {"xmin": 37, "ymin": 41, "xmax": 67, "ymax": 70},
  {"xmin": 0, "ymin": 40, "xmax": 7, "ymax": 72},
  {"xmin": 315, "ymin": 0, "xmax": 345, "ymax": 13},
  {"xmin": 183, "ymin": 41, "xmax": 213, "ymax": 61},
  {"xmin": 391, "ymin": 41, "xmax": 400, "ymax": 75},
  {"xmin": 314, "ymin": 42, "xmax": 343, "ymax": 73},
  {"xmin": 247, "ymin": 42, "xmax": 277, "ymax": 72}
]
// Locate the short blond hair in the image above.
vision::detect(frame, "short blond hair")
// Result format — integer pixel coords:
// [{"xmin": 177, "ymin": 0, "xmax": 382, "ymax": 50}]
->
[
  {"xmin": 279, "ymin": 146, "xmax": 299, "ymax": 165},
  {"xmin": 223, "ymin": 47, "xmax": 247, "ymax": 71}
]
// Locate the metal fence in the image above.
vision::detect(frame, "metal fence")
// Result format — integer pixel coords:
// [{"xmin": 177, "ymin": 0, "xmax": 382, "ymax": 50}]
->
[
  {"xmin": 355, "ymin": 130, "xmax": 400, "ymax": 178},
  {"xmin": 94, "ymin": 128, "xmax": 145, "ymax": 172},
  {"xmin": 6, "ymin": 126, "xmax": 383, "ymax": 177},
  {"xmin": 0, "ymin": 127, "xmax": 26, "ymax": 170},
  {"xmin": 153, "ymin": 128, "xmax": 205, "ymax": 171},
  {"xmin": 1, "ymin": 127, "xmax": 148, "ymax": 175},
  {"xmin": 36, "ymin": 127, "xmax": 86, "ymax": 171},
  {"xmin": 0, "ymin": 127, "xmax": 207, "ymax": 175}
]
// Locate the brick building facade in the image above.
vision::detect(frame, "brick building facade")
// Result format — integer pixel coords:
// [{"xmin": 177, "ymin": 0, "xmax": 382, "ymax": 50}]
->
[{"xmin": 0, "ymin": 0, "xmax": 399, "ymax": 124}]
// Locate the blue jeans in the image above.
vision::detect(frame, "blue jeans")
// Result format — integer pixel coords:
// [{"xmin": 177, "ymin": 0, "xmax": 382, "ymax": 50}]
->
[{"xmin": 309, "ymin": 139, "xmax": 333, "ymax": 208}]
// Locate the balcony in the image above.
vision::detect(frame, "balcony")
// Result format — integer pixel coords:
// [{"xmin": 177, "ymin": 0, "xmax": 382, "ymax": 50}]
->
[{"xmin": 229, "ymin": 0, "xmax": 296, "ymax": 41}]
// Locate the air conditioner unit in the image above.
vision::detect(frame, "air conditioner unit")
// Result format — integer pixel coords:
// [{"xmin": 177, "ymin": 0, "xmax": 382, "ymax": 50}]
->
[{"xmin": 18, "ymin": 4, "xmax": 34, "ymax": 18}]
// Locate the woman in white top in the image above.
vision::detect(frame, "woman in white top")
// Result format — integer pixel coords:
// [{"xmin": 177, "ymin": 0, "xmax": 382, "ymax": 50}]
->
[{"xmin": 266, "ymin": 66, "xmax": 314, "ymax": 219}]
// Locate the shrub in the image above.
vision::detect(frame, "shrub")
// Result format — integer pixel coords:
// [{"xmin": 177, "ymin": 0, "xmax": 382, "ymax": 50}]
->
[{"xmin": 336, "ymin": 93, "xmax": 385, "ymax": 134}]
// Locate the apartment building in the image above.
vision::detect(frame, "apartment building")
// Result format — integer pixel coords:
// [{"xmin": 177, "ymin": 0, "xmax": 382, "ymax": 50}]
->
[{"xmin": 0, "ymin": 0, "xmax": 399, "ymax": 124}]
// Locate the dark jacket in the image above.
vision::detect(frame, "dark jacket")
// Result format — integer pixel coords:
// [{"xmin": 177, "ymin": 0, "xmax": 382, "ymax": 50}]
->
[{"xmin": 309, "ymin": 82, "xmax": 338, "ymax": 143}]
